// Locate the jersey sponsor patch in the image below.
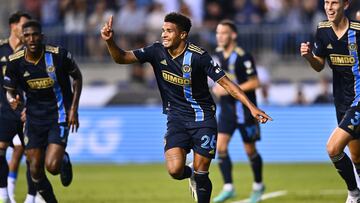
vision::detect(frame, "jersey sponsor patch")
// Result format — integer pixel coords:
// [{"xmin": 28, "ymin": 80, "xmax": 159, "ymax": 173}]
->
[
  {"xmin": 27, "ymin": 77, "xmax": 54, "ymax": 89},
  {"xmin": 162, "ymin": 70, "xmax": 191, "ymax": 86},
  {"xmin": 329, "ymin": 54, "xmax": 356, "ymax": 66}
]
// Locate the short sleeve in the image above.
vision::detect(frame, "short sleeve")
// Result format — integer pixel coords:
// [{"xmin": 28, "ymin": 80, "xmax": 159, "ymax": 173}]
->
[
  {"xmin": 201, "ymin": 53, "xmax": 226, "ymax": 82},
  {"xmin": 3, "ymin": 61, "xmax": 18, "ymax": 90},
  {"xmin": 313, "ymin": 28, "xmax": 327, "ymax": 58},
  {"xmin": 133, "ymin": 43, "xmax": 156, "ymax": 64},
  {"xmin": 62, "ymin": 48, "xmax": 79, "ymax": 74}
]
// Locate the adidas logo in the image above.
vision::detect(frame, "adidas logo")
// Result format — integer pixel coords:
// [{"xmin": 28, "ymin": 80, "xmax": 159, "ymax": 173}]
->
[
  {"xmin": 209, "ymin": 150, "xmax": 215, "ymax": 155},
  {"xmin": 327, "ymin": 44, "xmax": 333, "ymax": 49},
  {"xmin": 348, "ymin": 125, "xmax": 354, "ymax": 131},
  {"xmin": 0, "ymin": 56, "xmax": 6, "ymax": 62},
  {"xmin": 23, "ymin": 71, "xmax": 30, "ymax": 77},
  {"xmin": 160, "ymin": 59, "xmax": 167, "ymax": 66}
]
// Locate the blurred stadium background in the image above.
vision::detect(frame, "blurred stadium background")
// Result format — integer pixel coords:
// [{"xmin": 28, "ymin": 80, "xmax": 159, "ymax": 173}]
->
[{"xmin": 1, "ymin": 0, "xmax": 360, "ymax": 202}]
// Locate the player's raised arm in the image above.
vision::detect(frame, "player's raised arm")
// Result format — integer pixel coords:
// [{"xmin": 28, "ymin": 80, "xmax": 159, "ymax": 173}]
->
[
  {"xmin": 300, "ymin": 41, "xmax": 325, "ymax": 72},
  {"xmin": 217, "ymin": 76, "xmax": 272, "ymax": 123},
  {"xmin": 101, "ymin": 15, "xmax": 138, "ymax": 64}
]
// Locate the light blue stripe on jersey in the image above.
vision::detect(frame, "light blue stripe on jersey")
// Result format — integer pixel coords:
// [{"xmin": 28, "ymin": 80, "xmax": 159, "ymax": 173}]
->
[
  {"xmin": 348, "ymin": 30, "xmax": 360, "ymax": 107},
  {"xmin": 228, "ymin": 51, "xmax": 245, "ymax": 123},
  {"xmin": 183, "ymin": 50, "xmax": 204, "ymax": 121},
  {"xmin": 45, "ymin": 53, "xmax": 66, "ymax": 123}
]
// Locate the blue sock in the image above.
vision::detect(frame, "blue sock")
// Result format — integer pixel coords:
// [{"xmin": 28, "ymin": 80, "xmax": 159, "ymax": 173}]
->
[
  {"xmin": 0, "ymin": 151, "xmax": 8, "ymax": 187},
  {"xmin": 218, "ymin": 152, "xmax": 233, "ymax": 184},
  {"xmin": 331, "ymin": 152, "xmax": 358, "ymax": 191},
  {"xmin": 33, "ymin": 176, "xmax": 57, "ymax": 203},
  {"xmin": 250, "ymin": 152, "xmax": 263, "ymax": 183},
  {"xmin": 194, "ymin": 171, "xmax": 212, "ymax": 203}
]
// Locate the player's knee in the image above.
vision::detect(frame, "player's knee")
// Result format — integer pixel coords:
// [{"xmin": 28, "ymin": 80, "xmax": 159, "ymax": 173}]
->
[
  {"xmin": 167, "ymin": 166, "xmax": 184, "ymax": 180},
  {"xmin": 351, "ymin": 154, "xmax": 360, "ymax": 164},
  {"xmin": 45, "ymin": 159, "xmax": 61, "ymax": 175},
  {"xmin": 217, "ymin": 150, "xmax": 228, "ymax": 158},
  {"xmin": 326, "ymin": 143, "xmax": 342, "ymax": 158}
]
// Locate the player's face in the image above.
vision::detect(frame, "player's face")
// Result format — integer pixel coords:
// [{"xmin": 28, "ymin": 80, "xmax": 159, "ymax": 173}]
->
[
  {"xmin": 324, "ymin": 0, "xmax": 348, "ymax": 22},
  {"xmin": 216, "ymin": 24, "xmax": 234, "ymax": 48},
  {"xmin": 23, "ymin": 26, "xmax": 43, "ymax": 53},
  {"xmin": 161, "ymin": 22, "xmax": 183, "ymax": 49},
  {"xmin": 11, "ymin": 17, "xmax": 30, "ymax": 39}
]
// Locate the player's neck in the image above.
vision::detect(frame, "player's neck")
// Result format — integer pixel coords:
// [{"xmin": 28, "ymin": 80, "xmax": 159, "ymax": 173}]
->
[
  {"xmin": 223, "ymin": 42, "xmax": 236, "ymax": 58},
  {"xmin": 332, "ymin": 17, "xmax": 349, "ymax": 33},
  {"xmin": 25, "ymin": 47, "xmax": 44, "ymax": 65},
  {"xmin": 8, "ymin": 34, "xmax": 22, "ymax": 52},
  {"xmin": 167, "ymin": 41, "xmax": 186, "ymax": 59}
]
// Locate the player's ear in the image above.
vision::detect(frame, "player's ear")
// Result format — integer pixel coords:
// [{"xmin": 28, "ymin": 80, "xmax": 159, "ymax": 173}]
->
[
  {"xmin": 180, "ymin": 31, "xmax": 187, "ymax": 40},
  {"xmin": 231, "ymin": 32, "xmax": 237, "ymax": 41}
]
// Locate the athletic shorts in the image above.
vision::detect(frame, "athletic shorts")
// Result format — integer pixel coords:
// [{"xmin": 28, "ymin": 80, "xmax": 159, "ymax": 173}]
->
[
  {"xmin": 164, "ymin": 118, "xmax": 218, "ymax": 159},
  {"xmin": 24, "ymin": 121, "xmax": 69, "ymax": 149},
  {"xmin": 338, "ymin": 106, "xmax": 360, "ymax": 139},
  {"xmin": 0, "ymin": 118, "xmax": 24, "ymax": 146},
  {"xmin": 218, "ymin": 116, "xmax": 260, "ymax": 143}
]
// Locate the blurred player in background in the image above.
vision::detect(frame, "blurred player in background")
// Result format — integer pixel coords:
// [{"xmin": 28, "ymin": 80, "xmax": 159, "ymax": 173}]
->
[
  {"xmin": 4, "ymin": 20, "xmax": 82, "ymax": 203},
  {"xmin": 301, "ymin": 0, "xmax": 360, "ymax": 202},
  {"xmin": 101, "ymin": 12, "xmax": 271, "ymax": 203},
  {"xmin": 0, "ymin": 11, "xmax": 36, "ymax": 203},
  {"xmin": 212, "ymin": 20, "xmax": 264, "ymax": 203}
]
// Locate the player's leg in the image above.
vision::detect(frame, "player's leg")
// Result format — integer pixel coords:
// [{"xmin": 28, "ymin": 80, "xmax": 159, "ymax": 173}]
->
[
  {"xmin": 0, "ymin": 141, "xmax": 10, "ymax": 203},
  {"xmin": 327, "ymin": 127, "xmax": 360, "ymax": 200},
  {"xmin": 193, "ymin": 152, "xmax": 212, "ymax": 203},
  {"xmin": 213, "ymin": 133, "xmax": 236, "ymax": 203},
  {"xmin": 23, "ymin": 160, "xmax": 36, "ymax": 203},
  {"xmin": 165, "ymin": 147, "xmax": 191, "ymax": 180},
  {"xmin": 7, "ymin": 135, "xmax": 24, "ymax": 203},
  {"xmin": 26, "ymin": 148, "xmax": 57, "ymax": 203},
  {"xmin": 348, "ymin": 139, "xmax": 360, "ymax": 179},
  {"xmin": 46, "ymin": 122, "xmax": 72, "ymax": 187}
]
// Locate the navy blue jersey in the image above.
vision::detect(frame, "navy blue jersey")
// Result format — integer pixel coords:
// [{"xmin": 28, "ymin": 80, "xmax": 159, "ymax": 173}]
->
[
  {"xmin": 0, "ymin": 39, "xmax": 23, "ymax": 120},
  {"xmin": 4, "ymin": 45, "xmax": 78, "ymax": 124},
  {"xmin": 215, "ymin": 46, "xmax": 257, "ymax": 124},
  {"xmin": 133, "ymin": 42, "xmax": 226, "ymax": 122},
  {"xmin": 313, "ymin": 20, "xmax": 360, "ymax": 113}
]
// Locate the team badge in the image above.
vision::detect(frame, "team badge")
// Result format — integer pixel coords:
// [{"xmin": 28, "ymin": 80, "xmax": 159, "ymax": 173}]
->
[
  {"xmin": 47, "ymin": 66, "xmax": 55, "ymax": 73},
  {"xmin": 24, "ymin": 135, "xmax": 29, "ymax": 146},
  {"xmin": 348, "ymin": 43, "xmax": 358, "ymax": 51},
  {"xmin": 182, "ymin": 65, "xmax": 192, "ymax": 73}
]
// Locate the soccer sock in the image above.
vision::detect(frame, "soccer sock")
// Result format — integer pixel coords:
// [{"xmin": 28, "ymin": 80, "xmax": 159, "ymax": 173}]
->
[
  {"xmin": 0, "ymin": 152, "xmax": 8, "ymax": 188},
  {"xmin": 24, "ymin": 194, "xmax": 36, "ymax": 203},
  {"xmin": 354, "ymin": 163, "xmax": 360, "ymax": 178},
  {"xmin": 26, "ymin": 161, "xmax": 36, "ymax": 196},
  {"xmin": 331, "ymin": 152, "xmax": 358, "ymax": 191},
  {"xmin": 180, "ymin": 165, "xmax": 193, "ymax": 180},
  {"xmin": 194, "ymin": 171, "xmax": 212, "ymax": 203},
  {"xmin": 7, "ymin": 171, "xmax": 17, "ymax": 199},
  {"xmin": 33, "ymin": 176, "xmax": 57, "ymax": 203},
  {"xmin": 218, "ymin": 152, "xmax": 233, "ymax": 184},
  {"xmin": 249, "ymin": 152, "xmax": 263, "ymax": 183}
]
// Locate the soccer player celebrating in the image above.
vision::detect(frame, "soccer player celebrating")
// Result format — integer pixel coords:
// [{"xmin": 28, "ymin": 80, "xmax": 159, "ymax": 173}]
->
[
  {"xmin": 101, "ymin": 12, "xmax": 271, "ymax": 203},
  {"xmin": 301, "ymin": 0, "xmax": 360, "ymax": 202},
  {"xmin": 4, "ymin": 20, "xmax": 82, "ymax": 203},
  {"xmin": 0, "ymin": 11, "xmax": 37, "ymax": 203},
  {"xmin": 212, "ymin": 20, "xmax": 264, "ymax": 203}
]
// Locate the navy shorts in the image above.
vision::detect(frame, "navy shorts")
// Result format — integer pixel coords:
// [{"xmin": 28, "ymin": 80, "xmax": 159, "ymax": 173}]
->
[
  {"xmin": 218, "ymin": 116, "xmax": 260, "ymax": 143},
  {"xmin": 0, "ymin": 118, "xmax": 24, "ymax": 146},
  {"xmin": 24, "ymin": 121, "xmax": 69, "ymax": 149},
  {"xmin": 338, "ymin": 106, "xmax": 360, "ymax": 139},
  {"xmin": 164, "ymin": 118, "xmax": 218, "ymax": 159}
]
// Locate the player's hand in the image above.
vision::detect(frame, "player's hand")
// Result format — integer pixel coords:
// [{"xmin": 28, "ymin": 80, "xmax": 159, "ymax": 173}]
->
[
  {"xmin": 212, "ymin": 83, "xmax": 228, "ymax": 97},
  {"xmin": 68, "ymin": 108, "xmax": 79, "ymax": 133},
  {"xmin": 300, "ymin": 42, "xmax": 312, "ymax": 58},
  {"xmin": 9, "ymin": 95, "xmax": 21, "ymax": 110},
  {"xmin": 21, "ymin": 108, "xmax": 26, "ymax": 122},
  {"xmin": 250, "ymin": 107, "xmax": 272, "ymax": 124},
  {"xmin": 101, "ymin": 15, "xmax": 114, "ymax": 41}
]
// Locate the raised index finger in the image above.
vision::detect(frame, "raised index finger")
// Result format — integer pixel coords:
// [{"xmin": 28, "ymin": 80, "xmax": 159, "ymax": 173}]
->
[{"xmin": 108, "ymin": 15, "xmax": 113, "ymax": 28}]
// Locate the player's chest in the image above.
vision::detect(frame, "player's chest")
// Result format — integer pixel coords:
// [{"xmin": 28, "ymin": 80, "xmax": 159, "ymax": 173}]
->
[
  {"xmin": 326, "ymin": 34, "xmax": 360, "ymax": 68},
  {"xmin": 19, "ymin": 62, "xmax": 57, "ymax": 89}
]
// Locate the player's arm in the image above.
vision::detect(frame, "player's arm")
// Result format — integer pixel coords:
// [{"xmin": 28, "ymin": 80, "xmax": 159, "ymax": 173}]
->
[
  {"xmin": 68, "ymin": 65, "xmax": 82, "ymax": 133},
  {"xmin": 300, "ymin": 42, "xmax": 325, "ymax": 72},
  {"xmin": 100, "ymin": 15, "xmax": 138, "ymax": 64},
  {"xmin": 3, "ymin": 62, "xmax": 21, "ymax": 110},
  {"xmin": 212, "ymin": 76, "xmax": 259, "ymax": 98},
  {"xmin": 217, "ymin": 76, "xmax": 272, "ymax": 123}
]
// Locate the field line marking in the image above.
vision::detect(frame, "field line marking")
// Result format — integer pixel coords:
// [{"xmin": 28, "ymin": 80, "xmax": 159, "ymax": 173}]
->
[{"xmin": 231, "ymin": 190, "xmax": 288, "ymax": 203}]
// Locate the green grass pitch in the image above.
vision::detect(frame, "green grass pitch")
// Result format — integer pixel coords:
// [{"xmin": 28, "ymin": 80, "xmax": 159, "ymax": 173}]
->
[{"xmin": 13, "ymin": 163, "xmax": 348, "ymax": 203}]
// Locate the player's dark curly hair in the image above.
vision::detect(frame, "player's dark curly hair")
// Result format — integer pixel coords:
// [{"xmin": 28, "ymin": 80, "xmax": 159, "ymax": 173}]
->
[
  {"xmin": 218, "ymin": 20, "xmax": 238, "ymax": 34},
  {"xmin": 164, "ymin": 12, "xmax": 192, "ymax": 34},
  {"xmin": 8, "ymin": 11, "xmax": 32, "ymax": 25},
  {"xmin": 22, "ymin": 20, "xmax": 42, "ymax": 33}
]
